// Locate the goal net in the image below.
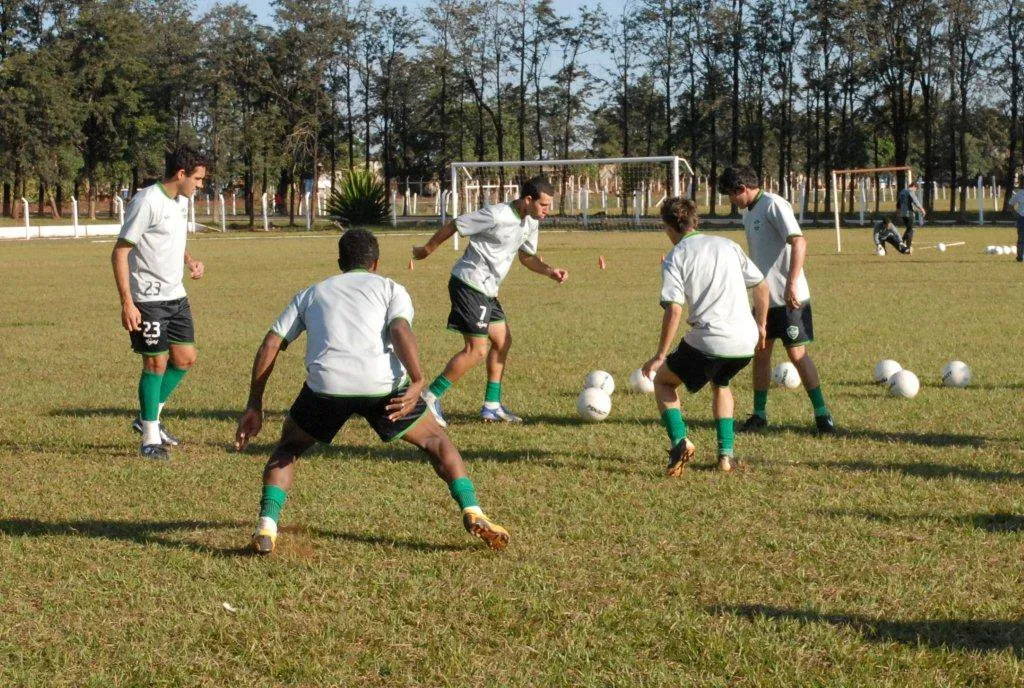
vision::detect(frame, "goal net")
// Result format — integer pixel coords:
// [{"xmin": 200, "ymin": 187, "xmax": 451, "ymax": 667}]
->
[
  {"xmin": 447, "ymin": 156, "xmax": 694, "ymax": 233},
  {"xmin": 830, "ymin": 165, "xmax": 913, "ymax": 252}
]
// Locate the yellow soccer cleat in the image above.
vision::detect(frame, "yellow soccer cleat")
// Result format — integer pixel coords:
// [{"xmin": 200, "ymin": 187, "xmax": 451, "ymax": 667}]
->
[
  {"xmin": 665, "ymin": 438, "xmax": 696, "ymax": 478},
  {"xmin": 251, "ymin": 528, "xmax": 277, "ymax": 556},
  {"xmin": 463, "ymin": 511, "xmax": 510, "ymax": 551}
]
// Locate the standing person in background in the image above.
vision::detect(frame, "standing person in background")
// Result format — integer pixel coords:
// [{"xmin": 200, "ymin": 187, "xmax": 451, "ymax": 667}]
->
[
  {"xmin": 1008, "ymin": 187, "xmax": 1024, "ymax": 262},
  {"xmin": 716, "ymin": 166, "xmax": 836, "ymax": 435},
  {"xmin": 898, "ymin": 179, "xmax": 926, "ymax": 253},
  {"xmin": 111, "ymin": 145, "xmax": 208, "ymax": 461}
]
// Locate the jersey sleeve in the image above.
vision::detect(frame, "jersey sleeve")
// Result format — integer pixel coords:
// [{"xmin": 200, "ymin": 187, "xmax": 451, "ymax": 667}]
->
[
  {"xmin": 454, "ymin": 206, "xmax": 495, "ymax": 237},
  {"xmin": 519, "ymin": 222, "xmax": 539, "ymax": 256},
  {"xmin": 118, "ymin": 193, "xmax": 153, "ymax": 245},
  {"xmin": 386, "ymin": 282, "xmax": 415, "ymax": 327},
  {"xmin": 767, "ymin": 197, "xmax": 802, "ymax": 240},
  {"xmin": 270, "ymin": 289, "xmax": 308, "ymax": 343},
  {"xmin": 659, "ymin": 260, "xmax": 686, "ymax": 307},
  {"xmin": 735, "ymin": 244, "xmax": 765, "ymax": 287}
]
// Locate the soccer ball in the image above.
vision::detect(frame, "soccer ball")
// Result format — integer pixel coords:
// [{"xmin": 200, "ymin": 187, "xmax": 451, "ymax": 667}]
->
[
  {"xmin": 937, "ymin": 242, "xmax": 946, "ymax": 252},
  {"xmin": 873, "ymin": 359, "xmax": 902, "ymax": 384},
  {"xmin": 576, "ymin": 387, "xmax": 611, "ymax": 421},
  {"xmin": 771, "ymin": 362, "xmax": 801, "ymax": 389},
  {"xmin": 942, "ymin": 360, "xmax": 971, "ymax": 388},
  {"xmin": 887, "ymin": 369, "xmax": 920, "ymax": 398},
  {"xmin": 876, "ymin": 244, "xmax": 886, "ymax": 256},
  {"xmin": 985, "ymin": 245, "xmax": 996, "ymax": 254},
  {"xmin": 584, "ymin": 370, "xmax": 615, "ymax": 395},
  {"xmin": 628, "ymin": 368, "xmax": 655, "ymax": 393},
  {"xmin": 995, "ymin": 246, "xmax": 1006, "ymax": 255}
]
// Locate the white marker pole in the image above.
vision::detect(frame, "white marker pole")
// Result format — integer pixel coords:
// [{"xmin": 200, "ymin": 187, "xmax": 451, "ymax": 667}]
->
[
  {"xmin": 218, "ymin": 193, "xmax": 226, "ymax": 232},
  {"xmin": 261, "ymin": 192, "xmax": 269, "ymax": 231},
  {"xmin": 71, "ymin": 197, "xmax": 80, "ymax": 238},
  {"xmin": 977, "ymin": 175, "xmax": 984, "ymax": 225},
  {"xmin": 22, "ymin": 197, "xmax": 30, "ymax": 239}
]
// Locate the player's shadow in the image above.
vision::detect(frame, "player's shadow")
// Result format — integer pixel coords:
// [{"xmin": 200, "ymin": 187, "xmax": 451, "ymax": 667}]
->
[
  {"xmin": 820, "ymin": 508, "xmax": 1024, "ymax": 533},
  {"xmin": 792, "ymin": 458, "xmax": 1022, "ymax": 483},
  {"xmin": 0, "ymin": 518, "xmax": 480, "ymax": 555},
  {"xmin": 759, "ymin": 422, "xmax": 985, "ymax": 447},
  {"xmin": 48, "ymin": 406, "xmax": 283, "ymax": 422},
  {"xmin": 712, "ymin": 604, "xmax": 1024, "ymax": 656}
]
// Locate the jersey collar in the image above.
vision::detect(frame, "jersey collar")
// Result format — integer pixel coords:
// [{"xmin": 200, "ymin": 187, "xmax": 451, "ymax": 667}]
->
[
  {"xmin": 748, "ymin": 189, "xmax": 765, "ymax": 210},
  {"xmin": 157, "ymin": 182, "xmax": 175, "ymax": 200}
]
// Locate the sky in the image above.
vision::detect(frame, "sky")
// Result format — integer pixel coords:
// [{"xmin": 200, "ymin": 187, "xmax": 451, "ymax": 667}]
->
[{"xmin": 193, "ymin": 0, "xmax": 601, "ymax": 23}]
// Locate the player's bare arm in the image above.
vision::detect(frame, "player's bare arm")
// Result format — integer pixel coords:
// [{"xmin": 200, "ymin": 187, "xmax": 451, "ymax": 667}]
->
[
  {"xmin": 642, "ymin": 302, "xmax": 683, "ymax": 379},
  {"xmin": 184, "ymin": 250, "xmax": 205, "ymax": 279},
  {"xmin": 111, "ymin": 240, "xmax": 142, "ymax": 332},
  {"xmin": 412, "ymin": 221, "xmax": 457, "ymax": 260},
  {"xmin": 785, "ymin": 235, "xmax": 807, "ymax": 309},
  {"xmin": 518, "ymin": 250, "xmax": 568, "ymax": 283},
  {"xmin": 235, "ymin": 331, "xmax": 285, "ymax": 450},
  {"xmin": 385, "ymin": 319, "xmax": 426, "ymax": 421},
  {"xmin": 752, "ymin": 281, "xmax": 769, "ymax": 350}
]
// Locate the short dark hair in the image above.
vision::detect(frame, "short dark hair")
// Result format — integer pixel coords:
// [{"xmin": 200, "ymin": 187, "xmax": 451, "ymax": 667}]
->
[
  {"xmin": 521, "ymin": 175, "xmax": 554, "ymax": 200},
  {"xmin": 165, "ymin": 145, "xmax": 209, "ymax": 178},
  {"xmin": 338, "ymin": 228, "xmax": 379, "ymax": 271},
  {"xmin": 884, "ymin": 215, "xmax": 895, "ymax": 224},
  {"xmin": 661, "ymin": 197, "xmax": 698, "ymax": 233},
  {"xmin": 717, "ymin": 166, "xmax": 760, "ymax": 195}
]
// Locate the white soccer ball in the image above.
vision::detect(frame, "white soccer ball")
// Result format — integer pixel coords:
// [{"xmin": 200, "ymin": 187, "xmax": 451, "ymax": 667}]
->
[
  {"xmin": 887, "ymin": 369, "xmax": 920, "ymax": 398},
  {"xmin": 576, "ymin": 387, "xmax": 611, "ymax": 421},
  {"xmin": 993, "ymin": 246, "xmax": 1004, "ymax": 255},
  {"xmin": 771, "ymin": 362, "xmax": 801, "ymax": 389},
  {"xmin": 985, "ymin": 245, "xmax": 996, "ymax": 254},
  {"xmin": 873, "ymin": 359, "xmax": 903, "ymax": 384},
  {"xmin": 942, "ymin": 360, "xmax": 971, "ymax": 388},
  {"xmin": 876, "ymin": 245, "xmax": 886, "ymax": 256},
  {"xmin": 628, "ymin": 368, "xmax": 655, "ymax": 393},
  {"xmin": 1004, "ymin": 245, "xmax": 1014, "ymax": 254},
  {"xmin": 937, "ymin": 242, "xmax": 946, "ymax": 252},
  {"xmin": 584, "ymin": 370, "xmax": 615, "ymax": 395},
  {"xmin": 1012, "ymin": 246, "xmax": 1020, "ymax": 257}
]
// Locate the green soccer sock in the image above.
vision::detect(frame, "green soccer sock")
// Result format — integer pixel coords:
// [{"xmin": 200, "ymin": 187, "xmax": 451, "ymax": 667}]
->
[
  {"xmin": 159, "ymin": 365, "xmax": 188, "ymax": 404},
  {"xmin": 448, "ymin": 476, "xmax": 480, "ymax": 510},
  {"xmin": 661, "ymin": 408, "xmax": 688, "ymax": 447},
  {"xmin": 428, "ymin": 374, "xmax": 453, "ymax": 398},
  {"xmin": 259, "ymin": 485, "xmax": 288, "ymax": 523},
  {"xmin": 753, "ymin": 389, "xmax": 769, "ymax": 419},
  {"xmin": 484, "ymin": 380, "xmax": 502, "ymax": 404},
  {"xmin": 807, "ymin": 386, "xmax": 829, "ymax": 417},
  {"xmin": 138, "ymin": 370, "xmax": 163, "ymax": 422},
  {"xmin": 716, "ymin": 418, "xmax": 735, "ymax": 457}
]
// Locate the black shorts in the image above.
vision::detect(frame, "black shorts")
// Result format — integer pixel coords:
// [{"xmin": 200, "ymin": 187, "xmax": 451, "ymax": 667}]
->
[
  {"xmin": 446, "ymin": 276, "xmax": 506, "ymax": 337},
  {"xmin": 766, "ymin": 303, "xmax": 814, "ymax": 347},
  {"xmin": 288, "ymin": 383, "xmax": 428, "ymax": 444},
  {"xmin": 665, "ymin": 341, "xmax": 752, "ymax": 394},
  {"xmin": 129, "ymin": 297, "xmax": 196, "ymax": 356}
]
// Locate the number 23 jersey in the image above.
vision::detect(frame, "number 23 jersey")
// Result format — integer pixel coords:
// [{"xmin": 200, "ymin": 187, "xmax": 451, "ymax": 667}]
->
[{"xmin": 118, "ymin": 183, "xmax": 190, "ymax": 303}]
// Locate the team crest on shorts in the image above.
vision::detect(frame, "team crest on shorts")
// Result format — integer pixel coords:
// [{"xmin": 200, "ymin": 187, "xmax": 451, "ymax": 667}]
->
[{"xmin": 786, "ymin": 325, "xmax": 799, "ymax": 341}]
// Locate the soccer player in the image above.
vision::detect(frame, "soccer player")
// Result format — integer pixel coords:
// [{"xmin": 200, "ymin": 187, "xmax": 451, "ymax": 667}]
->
[
  {"xmin": 716, "ymin": 166, "xmax": 837, "ymax": 434},
  {"xmin": 897, "ymin": 179, "xmax": 926, "ymax": 252},
  {"xmin": 411, "ymin": 176, "xmax": 568, "ymax": 426},
  {"xmin": 234, "ymin": 229, "xmax": 509, "ymax": 555},
  {"xmin": 642, "ymin": 197, "xmax": 768, "ymax": 475},
  {"xmin": 1008, "ymin": 187, "xmax": 1024, "ymax": 262},
  {"xmin": 111, "ymin": 145, "xmax": 208, "ymax": 460},
  {"xmin": 873, "ymin": 216, "xmax": 909, "ymax": 255}
]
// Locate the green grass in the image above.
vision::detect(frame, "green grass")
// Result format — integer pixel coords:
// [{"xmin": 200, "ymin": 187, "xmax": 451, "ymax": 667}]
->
[{"xmin": 1, "ymin": 226, "xmax": 1023, "ymax": 686}]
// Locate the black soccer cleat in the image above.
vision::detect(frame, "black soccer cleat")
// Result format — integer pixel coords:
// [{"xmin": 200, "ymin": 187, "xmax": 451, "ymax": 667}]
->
[
  {"xmin": 738, "ymin": 414, "xmax": 768, "ymax": 433},
  {"xmin": 665, "ymin": 438, "xmax": 696, "ymax": 478},
  {"xmin": 140, "ymin": 443, "xmax": 170, "ymax": 461},
  {"xmin": 815, "ymin": 414, "xmax": 837, "ymax": 435}
]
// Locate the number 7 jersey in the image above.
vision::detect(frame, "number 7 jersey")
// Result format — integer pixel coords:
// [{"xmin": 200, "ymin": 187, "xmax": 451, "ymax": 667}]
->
[{"xmin": 117, "ymin": 183, "xmax": 190, "ymax": 303}]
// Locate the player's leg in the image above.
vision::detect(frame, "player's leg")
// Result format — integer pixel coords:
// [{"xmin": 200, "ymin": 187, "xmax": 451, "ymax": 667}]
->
[
  {"xmin": 129, "ymin": 301, "xmax": 174, "ymax": 459},
  {"xmin": 902, "ymin": 216, "xmax": 915, "ymax": 251},
  {"xmin": 656, "ymin": 343, "xmax": 707, "ymax": 477},
  {"xmin": 400, "ymin": 416, "xmax": 509, "ymax": 550},
  {"xmin": 252, "ymin": 415, "xmax": 318, "ymax": 555},
  {"xmin": 480, "ymin": 316, "xmax": 521, "ymax": 423},
  {"xmin": 423, "ymin": 335, "xmax": 489, "ymax": 426},
  {"xmin": 740, "ymin": 336, "xmax": 774, "ymax": 433},
  {"xmin": 1017, "ymin": 217, "xmax": 1024, "ymax": 262},
  {"xmin": 711, "ymin": 385, "xmax": 736, "ymax": 472},
  {"xmin": 780, "ymin": 303, "xmax": 835, "ymax": 433}
]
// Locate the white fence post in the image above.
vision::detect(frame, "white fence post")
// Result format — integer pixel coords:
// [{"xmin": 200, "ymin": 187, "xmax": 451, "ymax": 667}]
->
[
  {"xmin": 114, "ymin": 196, "xmax": 124, "ymax": 227},
  {"xmin": 218, "ymin": 193, "xmax": 226, "ymax": 232},
  {"xmin": 188, "ymin": 193, "xmax": 196, "ymax": 233},
  {"xmin": 21, "ymin": 197, "xmax": 30, "ymax": 239},
  {"xmin": 71, "ymin": 197, "xmax": 80, "ymax": 238},
  {"xmin": 390, "ymin": 190, "xmax": 397, "ymax": 227},
  {"xmin": 261, "ymin": 192, "xmax": 269, "ymax": 231},
  {"xmin": 231, "ymin": 191, "xmax": 237, "ymax": 216},
  {"xmin": 977, "ymin": 175, "xmax": 984, "ymax": 225},
  {"xmin": 304, "ymin": 191, "xmax": 312, "ymax": 230}
]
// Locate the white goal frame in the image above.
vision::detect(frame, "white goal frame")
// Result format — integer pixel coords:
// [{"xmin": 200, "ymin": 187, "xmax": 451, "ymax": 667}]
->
[
  {"xmin": 831, "ymin": 165, "xmax": 913, "ymax": 253},
  {"xmin": 449, "ymin": 156, "xmax": 694, "ymax": 249}
]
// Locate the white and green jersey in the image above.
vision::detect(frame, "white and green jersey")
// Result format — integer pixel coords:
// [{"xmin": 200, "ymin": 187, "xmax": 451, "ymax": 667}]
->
[
  {"xmin": 451, "ymin": 203, "xmax": 539, "ymax": 297},
  {"xmin": 742, "ymin": 190, "xmax": 810, "ymax": 307},
  {"xmin": 660, "ymin": 233, "xmax": 764, "ymax": 358},
  {"xmin": 117, "ymin": 183, "xmax": 190, "ymax": 303},
  {"xmin": 271, "ymin": 270, "xmax": 414, "ymax": 397}
]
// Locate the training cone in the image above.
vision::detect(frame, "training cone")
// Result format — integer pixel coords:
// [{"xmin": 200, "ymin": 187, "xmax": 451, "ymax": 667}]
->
[
  {"xmin": 408, "ymin": 259, "xmax": 414, "ymax": 270},
  {"xmin": 598, "ymin": 255, "xmax": 606, "ymax": 270}
]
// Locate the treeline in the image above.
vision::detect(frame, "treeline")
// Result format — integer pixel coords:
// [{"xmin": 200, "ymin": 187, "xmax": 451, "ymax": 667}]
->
[{"xmin": 1, "ymin": 0, "xmax": 1022, "ymax": 225}]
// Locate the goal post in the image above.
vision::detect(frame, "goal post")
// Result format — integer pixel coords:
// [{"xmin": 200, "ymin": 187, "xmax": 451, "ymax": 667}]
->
[
  {"xmin": 447, "ymin": 156, "xmax": 694, "ymax": 247},
  {"xmin": 830, "ymin": 165, "xmax": 913, "ymax": 253}
]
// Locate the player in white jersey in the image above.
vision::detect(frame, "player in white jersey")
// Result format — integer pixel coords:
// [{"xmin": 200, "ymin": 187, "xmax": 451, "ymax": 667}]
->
[
  {"xmin": 234, "ymin": 229, "xmax": 509, "ymax": 555},
  {"xmin": 111, "ymin": 146, "xmax": 208, "ymax": 461},
  {"xmin": 412, "ymin": 176, "xmax": 568, "ymax": 425},
  {"xmin": 641, "ymin": 198, "xmax": 769, "ymax": 475},
  {"xmin": 1009, "ymin": 187, "xmax": 1024, "ymax": 262},
  {"xmin": 717, "ymin": 167, "xmax": 836, "ymax": 434}
]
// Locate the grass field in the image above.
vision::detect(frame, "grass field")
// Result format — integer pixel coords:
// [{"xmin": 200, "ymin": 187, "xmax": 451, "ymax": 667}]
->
[{"xmin": 1, "ymin": 225, "xmax": 1023, "ymax": 686}]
